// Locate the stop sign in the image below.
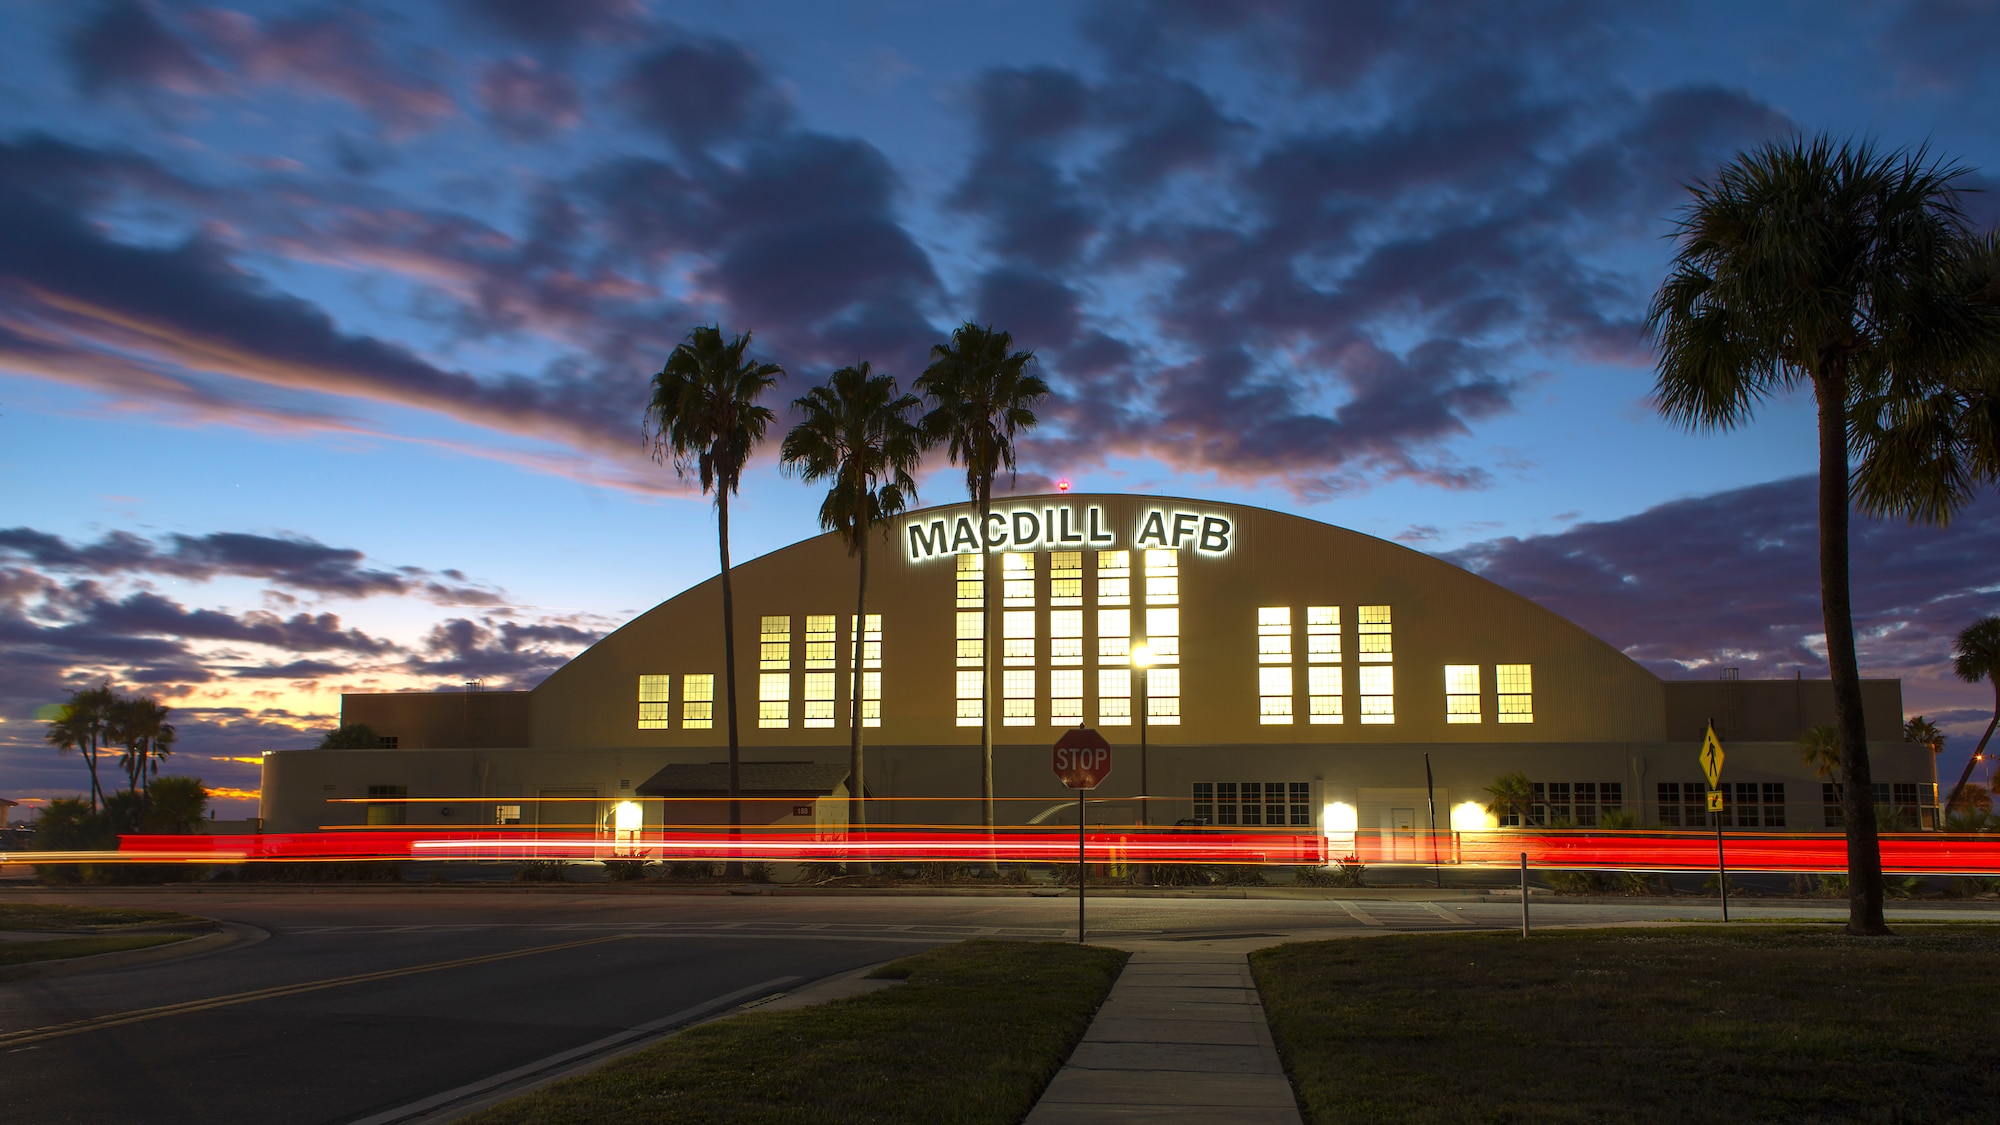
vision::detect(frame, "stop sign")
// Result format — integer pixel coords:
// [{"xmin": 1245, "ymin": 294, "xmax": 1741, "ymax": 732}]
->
[{"xmin": 1053, "ymin": 727, "xmax": 1112, "ymax": 790}]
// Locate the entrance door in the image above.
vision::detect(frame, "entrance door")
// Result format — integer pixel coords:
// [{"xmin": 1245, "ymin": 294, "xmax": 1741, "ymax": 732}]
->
[{"xmin": 1391, "ymin": 808, "xmax": 1416, "ymax": 861}]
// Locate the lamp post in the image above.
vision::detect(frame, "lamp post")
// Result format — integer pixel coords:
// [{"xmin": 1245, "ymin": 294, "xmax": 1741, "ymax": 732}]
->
[{"xmin": 1131, "ymin": 641, "xmax": 1152, "ymax": 885}]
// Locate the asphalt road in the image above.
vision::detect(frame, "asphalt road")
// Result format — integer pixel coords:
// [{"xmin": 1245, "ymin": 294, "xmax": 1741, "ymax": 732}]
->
[{"xmin": 3, "ymin": 887, "xmax": 1996, "ymax": 1124}]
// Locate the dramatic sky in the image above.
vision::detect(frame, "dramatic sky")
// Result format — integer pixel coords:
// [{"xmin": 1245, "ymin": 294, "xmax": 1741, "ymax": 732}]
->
[{"xmin": 4, "ymin": 0, "xmax": 2000, "ymax": 818}]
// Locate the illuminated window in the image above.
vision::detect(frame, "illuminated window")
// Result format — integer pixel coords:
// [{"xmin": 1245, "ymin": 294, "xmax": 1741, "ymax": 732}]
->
[
  {"xmin": 956, "ymin": 553, "xmax": 984, "ymax": 608},
  {"xmin": 759, "ymin": 615, "xmax": 790, "ymax": 670},
  {"xmin": 1096, "ymin": 550, "xmax": 1130, "ymax": 606},
  {"xmin": 1098, "ymin": 608, "xmax": 1130, "ymax": 665},
  {"xmin": 1004, "ymin": 609, "xmax": 1036, "ymax": 666},
  {"xmin": 758, "ymin": 672, "xmax": 789, "ymax": 727},
  {"xmin": 956, "ymin": 611, "xmax": 984, "ymax": 667},
  {"xmin": 1051, "ymin": 551, "xmax": 1082, "ymax": 606},
  {"xmin": 804, "ymin": 615, "xmax": 836, "ymax": 669},
  {"xmin": 1358, "ymin": 605, "xmax": 1392, "ymax": 662},
  {"xmin": 1146, "ymin": 668, "xmax": 1181, "ymax": 725},
  {"xmin": 804, "ymin": 672, "xmax": 836, "ymax": 728},
  {"xmin": 1308, "ymin": 666, "xmax": 1342, "ymax": 724},
  {"xmin": 1145, "ymin": 549, "xmax": 1179, "ymax": 605},
  {"xmin": 1259, "ymin": 666, "xmax": 1294, "ymax": 724},
  {"xmin": 1050, "ymin": 609, "xmax": 1083, "ymax": 666},
  {"xmin": 1003, "ymin": 552, "xmax": 1035, "ymax": 607},
  {"xmin": 1051, "ymin": 669, "xmax": 1083, "ymax": 725},
  {"xmin": 1306, "ymin": 606, "xmax": 1340, "ymax": 662},
  {"xmin": 860, "ymin": 671, "xmax": 881, "ymax": 727},
  {"xmin": 1195, "ymin": 780, "xmax": 1310, "ymax": 826},
  {"xmin": 638, "ymin": 674, "xmax": 671, "ymax": 729},
  {"xmin": 956, "ymin": 670, "xmax": 982, "ymax": 726},
  {"xmin": 1359, "ymin": 666, "xmax": 1394, "ymax": 724},
  {"xmin": 1445, "ymin": 665, "xmax": 1481, "ymax": 724},
  {"xmin": 1497, "ymin": 664, "xmax": 1533, "ymax": 723},
  {"xmin": 1098, "ymin": 668, "xmax": 1131, "ymax": 726},
  {"xmin": 682, "ymin": 673, "xmax": 713, "ymax": 728},
  {"xmin": 848, "ymin": 614, "xmax": 882, "ymax": 668},
  {"xmin": 1003, "ymin": 669, "xmax": 1035, "ymax": 726},
  {"xmin": 1258, "ymin": 607, "xmax": 1292, "ymax": 663},
  {"xmin": 1145, "ymin": 607, "xmax": 1179, "ymax": 665}
]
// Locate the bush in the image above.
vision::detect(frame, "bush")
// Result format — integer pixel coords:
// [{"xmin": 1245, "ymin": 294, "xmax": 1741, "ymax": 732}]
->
[
  {"xmin": 1220, "ymin": 865, "xmax": 1270, "ymax": 886},
  {"xmin": 1330, "ymin": 858, "xmax": 1366, "ymax": 888},
  {"xmin": 1290, "ymin": 865, "xmax": 1341, "ymax": 888},
  {"xmin": 1153, "ymin": 863, "xmax": 1219, "ymax": 886},
  {"xmin": 514, "ymin": 860, "xmax": 568, "ymax": 883},
  {"xmin": 743, "ymin": 861, "xmax": 775, "ymax": 884},
  {"xmin": 1548, "ymin": 871, "xmax": 1604, "ymax": 895},
  {"xmin": 604, "ymin": 860, "xmax": 651, "ymax": 882},
  {"xmin": 1949, "ymin": 876, "xmax": 2000, "ymax": 899},
  {"xmin": 794, "ymin": 861, "xmax": 847, "ymax": 883},
  {"xmin": 666, "ymin": 860, "xmax": 723, "ymax": 880}
]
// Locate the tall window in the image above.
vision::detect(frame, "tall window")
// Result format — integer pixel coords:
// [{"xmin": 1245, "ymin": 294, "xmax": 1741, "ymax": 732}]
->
[
  {"xmin": 957, "ymin": 609, "xmax": 984, "ymax": 667},
  {"xmin": 1306, "ymin": 606, "xmax": 1340, "ymax": 663},
  {"xmin": 1196, "ymin": 781, "xmax": 1312, "ymax": 827},
  {"xmin": 1659, "ymin": 781, "xmax": 1707, "ymax": 829},
  {"xmin": 1050, "ymin": 609, "xmax": 1083, "ymax": 666},
  {"xmin": 1358, "ymin": 605, "xmax": 1391, "ymax": 662},
  {"xmin": 638, "ymin": 674, "xmax": 671, "ymax": 729},
  {"xmin": 1004, "ymin": 669, "xmax": 1036, "ymax": 726},
  {"xmin": 1497, "ymin": 664, "xmax": 1533, "ymax": 723},
  {"xmin": 1146, "ymin": 607, "xmax": 1180, "ymax": 665},
  {"xmin": 859, "ymin": 671, "xmax": 881, "ymax": 727},
  {"xmin": 1096, "ymin": 550, "xmax": 1130, "ymax": 606},
  {"xmin": 1258, "ymin": 606, "xmax": 1292, "ymax": 663},
  {"xmin": 1445, "ymin": 665, "xmax": 1481, "ymax": 724},
  {"xmin": 1098, "ymin": 668, "xmax": 1131, "ymax": 725},
  {"xmin": 1145, "ymin": 549, "xmax": 1179, "ymax": 605},
  {"xmin": 1098, "ymin": 608, "xmax": 1130, "ymax": 665},
  {"xmin": 758, "ymin": 672, "xmax": 789, "ymax": 727},
  {"xmin": 759, "ymin": 616, "xmax": 790, "ymax": 727},
  {"xmin": 1308, "ymin": 666, "xmax": 1343, "ymax": 724},
  {"xmin": 1147, "ymin": 667, "xmax": 1181, "ymax": 725},
  {"xmin": 1259, "ymin": 666, "xmax": 1294, "ymax": 724},
  {"xmin": 1004, "ymin": 610, "xmax": 1037, "ymax": 666},
  {"xmin": 1051, "ymin": 551, "xmax": 1082, "ymax": 606},
  {"xmin": 849, "ymin": 613, "xmax": 883, "ymax": 668},
  {"xmin": 956, "ymin": 670, "xmax": 982, "ymax": 726},
  {"xmin": 1003, "ymin": 552, "xmax": 1035, "ymax": 606},
  {"xmin": 759, "ymin": 615, "xmax": 790, "ymax": 669},
  {"xmin": 956, "ymin": 553, "xmax": 984, "ymax": 608},
  {"xmin": 682, "ymin": 674, "xmax": 714, "ymax": 729},
  {"xmin": 1359, "ymin": 666, "xmax": 1394, "ymax": 724},
  {"xmin": 1051, "ymin": 669, "xmax": 1083, "ymax": 726},
  {"xmin": 804, "ymin": 615, "xmax": 836, "ymax": 668},
  {"xmin": 803, "ymin": 672, "xmax": 835, "ymax": 728}
]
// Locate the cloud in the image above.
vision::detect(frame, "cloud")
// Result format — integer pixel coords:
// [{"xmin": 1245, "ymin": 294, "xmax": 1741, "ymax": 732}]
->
[
  {"xmin": 459, "ymin": 0, "xmax": 645, "ymax": 47},
  {"xmin": 478, "ymin": 55, "xmax": 581, "ymax": 139},
  {"xmin": 1448, "ymin": 475, "xmax": 2000, "ymax": 776},
  {"xmin": 0, "ymin": 527, "xmax": 501, "ymax": 603},
  {"xmin": 65, "ymin": 0, "xmax": 224, "ymax": 99},
  {"xmin": 1878, "ymin": 0, "xmax": 2000, "ymax": 94},
  {"xmin": 617, "ymin": 36, "xmax": 794, "ymax": 154}
]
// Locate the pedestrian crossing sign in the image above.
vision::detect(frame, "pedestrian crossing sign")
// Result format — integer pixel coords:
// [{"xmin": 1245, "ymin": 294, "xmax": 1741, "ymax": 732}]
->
[{"xmin": 1700, "ymin": 725, "xmax": 1725, "ymax": 789}]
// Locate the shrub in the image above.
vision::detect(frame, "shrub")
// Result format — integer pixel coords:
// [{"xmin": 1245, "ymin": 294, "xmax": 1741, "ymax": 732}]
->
[
  {"xmin": 604, "ymin": 860, "xmax": 650, "ymax": 882},
  {"xmin": 1330, "ymin": 858, "xmax": 1366, "ymax": 888},
  {"xmin": 1152, "ymin": 864, "xmax": 1218, "ymax": 886},
  {"xmin": 514, "ymin": 860, "xmax": 568, "ymax": 883},
  {"xmin": 1291, "ymin": 865, "xmax": 1341, "ymax": 888},
  {"xmin": 794, "ymin": 861, "xmax": 847, "ymax": 884},
  {"xmin": 743, "ymin": 861, "xmax": 775, "ymax": 884},
  {"xmin": 666, "ymin": 860, "xmax": 723, "ymax": 880}
]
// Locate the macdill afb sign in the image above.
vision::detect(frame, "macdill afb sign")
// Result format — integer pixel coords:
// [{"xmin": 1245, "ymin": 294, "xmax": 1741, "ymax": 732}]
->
[{"xmin": 903, "ymin": 503, "xmax": 1233, "ymax": 562}]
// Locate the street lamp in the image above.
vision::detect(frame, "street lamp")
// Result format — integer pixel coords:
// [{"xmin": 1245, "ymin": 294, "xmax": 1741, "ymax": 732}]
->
[{"xmin": 1130, "ymin": 641, "xmax": 1152, "ymax": 884}]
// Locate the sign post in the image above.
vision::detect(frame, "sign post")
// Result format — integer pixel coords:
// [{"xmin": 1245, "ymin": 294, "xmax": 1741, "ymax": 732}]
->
[
  {"xmin": 1701, "ymin": 721, "xmax": 1728, "ymax": 921},
  {"xmin": 1054, "ymin": 727, "xmax": 1113, "ymax": 943}
]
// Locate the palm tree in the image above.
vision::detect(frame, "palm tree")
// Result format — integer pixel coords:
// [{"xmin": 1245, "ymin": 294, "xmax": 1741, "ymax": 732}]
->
[
  {"xmin": 1798, "ymin": 723, "xmax": 1841, "ymax": 781},
  {"xmin": 1482, "ymin": 771, "xmax": 1534, "ymax": 827},
  {"xmin": 110, "ymin": 695, "xmax": 175, "ymax": 795},
  {"xmin": 1648, "ymin": 136, "xmax": 1989, "ymax": 935},
  {"xmin": 915, "ymin": 323, "xmax": 1046, "ymax": 856},
  {"xmin": 1944, "ymin": 616, "xmax": 2000, "ymax": 811},
  {"xmin": 44, "ymin": 684, "xmax": 115, "ymax": 811},
  {"xmin": 1903, "ymin": 716, "xmax": 1945, "ymax": 757},
  {"xmin": 780, "ymin": 362, "xmax": 923, "ymax": 843},
  {"xmin": 645, "ymin": 325, "xmax": 781, "ymax": 865}
]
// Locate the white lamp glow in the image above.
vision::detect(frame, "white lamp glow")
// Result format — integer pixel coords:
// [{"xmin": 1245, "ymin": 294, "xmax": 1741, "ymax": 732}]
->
[{"xmin": 1130, "ymin": 641, "xmax": 1153, "ymax": 668}]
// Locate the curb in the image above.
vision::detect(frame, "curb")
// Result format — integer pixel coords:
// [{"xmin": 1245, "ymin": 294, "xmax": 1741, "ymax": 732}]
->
[{"xmin": 0, "ymin": 921, "xmax": 267, "ymax": 983}]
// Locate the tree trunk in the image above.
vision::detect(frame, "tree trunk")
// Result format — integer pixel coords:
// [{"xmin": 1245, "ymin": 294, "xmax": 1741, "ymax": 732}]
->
[
  {"xmin": 1942, "ymin": 684, "xmax": 2000, "ymax": 812},
  {"xmin": 979, "ymin": 472, "xmax": 998, "ymax": 877},
  {"xmin": 850, "ymin": 505, "xmax": 869, "ymax": 860},
  {"xmin": 1816, "ymin": 364, "xmax": 1888, "ymax": 934},
  {"xmin": 84, "ymin": 734, "xmax": 102, "ymax": 813},
  {"xmin": 719, "ymin": 485, "xmax": 743, "ymax": 880}
]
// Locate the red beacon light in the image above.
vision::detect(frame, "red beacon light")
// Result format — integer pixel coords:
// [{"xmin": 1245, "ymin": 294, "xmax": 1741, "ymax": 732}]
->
[{"xmin": 1056, "ymin": 478, "xmax": 1071, "ymax": 492}]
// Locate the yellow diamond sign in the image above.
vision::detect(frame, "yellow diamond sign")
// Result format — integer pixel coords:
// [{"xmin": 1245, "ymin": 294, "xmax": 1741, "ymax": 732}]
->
[{"xmin": 1699, "ymin": 725, "xmax": 1726, "ymax": 789}]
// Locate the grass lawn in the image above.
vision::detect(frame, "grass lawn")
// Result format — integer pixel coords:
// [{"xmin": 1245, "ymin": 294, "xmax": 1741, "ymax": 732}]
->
[
  {"xmin": 0, "ymin": 933, "xmax": 193, "ymax": 967},
  {"xmin": 1253, "ymin": 926, "xmax": 2000, "ymax": 1123},
  {"xmin": 463, "ymin": 939, "xmax": 1128, "ymax": 1125},
  {"xmin": 0, "ymin": 902, "xmax": 207, "ymax": 931}
]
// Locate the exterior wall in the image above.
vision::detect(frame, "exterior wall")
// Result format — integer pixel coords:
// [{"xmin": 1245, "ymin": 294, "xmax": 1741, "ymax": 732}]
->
[
  {"xmin": 1663, "ymin": 679, "xmax": 1905, "ymax": 742},
  {"xmin": 342, "ymin": 690, "xmax": 530, "ymax": 750}
]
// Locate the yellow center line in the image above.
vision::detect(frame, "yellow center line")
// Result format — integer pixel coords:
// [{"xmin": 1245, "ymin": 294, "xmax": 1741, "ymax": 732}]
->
[{"xmin": 0, "ymin": 933, "xmax": 632, "ymax": 1049}]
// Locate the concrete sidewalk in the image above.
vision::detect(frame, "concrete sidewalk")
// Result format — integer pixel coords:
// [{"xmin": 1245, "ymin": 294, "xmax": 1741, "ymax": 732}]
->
[{"xmin": 1023, "ymin": 948, "xmax": 1302, "ymax": 1124}]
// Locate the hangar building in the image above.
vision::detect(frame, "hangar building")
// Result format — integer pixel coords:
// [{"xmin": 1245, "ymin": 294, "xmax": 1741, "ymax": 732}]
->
[{"xmin": 259, "ymin": 494, "xmax": 1938, "ymax": 847}]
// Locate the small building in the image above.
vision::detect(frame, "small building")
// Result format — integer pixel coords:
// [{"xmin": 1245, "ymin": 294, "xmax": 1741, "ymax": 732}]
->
[{"xmin": 260, "ymin": 493, "xmax": 1937, "ymax": 843}]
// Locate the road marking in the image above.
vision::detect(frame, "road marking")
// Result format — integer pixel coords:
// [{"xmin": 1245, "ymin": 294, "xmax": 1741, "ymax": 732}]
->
[
  {"xmin": 0, "ymin": 934, "xmax": 630, "ymax": 1049},
  {"xmin": 1333, "ymin": 900, "xmax": 1385, "ymax": 926},
  {"xmin": 1422, "ymin": 902, "xmax": 1474, "ymax": 925}
]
